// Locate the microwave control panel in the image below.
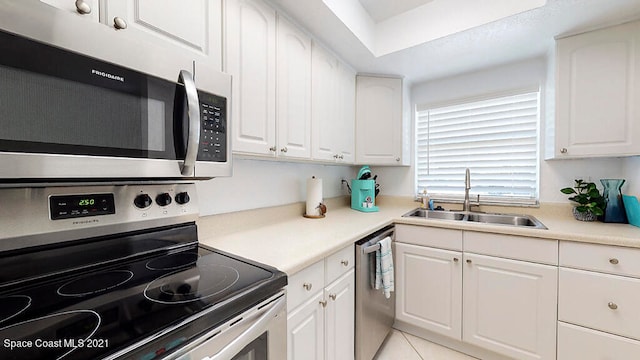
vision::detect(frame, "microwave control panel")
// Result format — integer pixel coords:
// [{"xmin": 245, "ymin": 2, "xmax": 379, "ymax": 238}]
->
[{"xmin": 198, "ymin": 91, "xmax": 227, "ymax": 163}]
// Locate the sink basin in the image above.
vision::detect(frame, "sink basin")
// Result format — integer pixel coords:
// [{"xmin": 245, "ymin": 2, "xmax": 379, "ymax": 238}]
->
[
  {"xmin": 403, "ymin": 209, "xmax": 466, "ymax": 221},
  {"xmin": 402, "ymin": 208, "xmax": 547, "ymax": 229},
  {"xmin": 465, "ymin": 213, "xmax": 547, "ymax": 229}
]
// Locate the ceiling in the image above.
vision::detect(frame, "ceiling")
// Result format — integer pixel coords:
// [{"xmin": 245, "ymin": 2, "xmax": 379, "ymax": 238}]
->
[
  {"xmin": 269, "ymin": 0, "xmax": 640, "ymax": 85},
  {"xmin": 358, "ymin": 0, "xmax": 434, "ymax": 22}
]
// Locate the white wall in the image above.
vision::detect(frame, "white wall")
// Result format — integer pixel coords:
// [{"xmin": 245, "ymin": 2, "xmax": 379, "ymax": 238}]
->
[
  {"xmin": 623, "ymin": 157, "xmax": 640, "ymax": 195},
  {"xmin": 372, "ymin": 56, "xmax": 628, "ymax": 203},
  {"xmin": 197, "ymin": 157, "xmax": 355, "ymax": 215}
]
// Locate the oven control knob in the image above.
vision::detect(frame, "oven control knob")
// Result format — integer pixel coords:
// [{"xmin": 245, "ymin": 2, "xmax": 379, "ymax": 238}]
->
[
  {"xmin": 155, "ymin": 193, "xmax": 172, "ymax": 207},
  {"xmin": 175, "ymin": 192, "xmax": 190, "ymax": 205},
  {"xmin": 134, "ymin": 194, "xmax": 152, "ymax": 209}
]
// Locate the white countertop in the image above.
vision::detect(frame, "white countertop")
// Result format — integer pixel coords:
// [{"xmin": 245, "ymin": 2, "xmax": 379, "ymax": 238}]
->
[{"xmin": 197, "ymin": 196, "xmax": 640, "ymax": 275}]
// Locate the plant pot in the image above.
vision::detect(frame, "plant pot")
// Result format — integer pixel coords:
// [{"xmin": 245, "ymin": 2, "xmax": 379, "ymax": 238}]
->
[{"xmin": 572, "ymin": 207, "xmax": 597, "ymax": 222}]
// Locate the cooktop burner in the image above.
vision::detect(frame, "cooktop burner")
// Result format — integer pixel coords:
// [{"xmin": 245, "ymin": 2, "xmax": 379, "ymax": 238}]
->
[
  {"xmin": 0, "ymin": 224, "xmax": 286, "ymax": 360},
  {"xmin": 145, "ymin": 251, "xmax": 199, "ymax": 271},
  {"xmin": 0, "ymin": 310, "xmax": 100, "ymax": 360},
  {"xmin": 0, "ymin": 295, "xmax": 31, "ymax": 324},
  {"xmin": 57, "ymin": 270, "xmax": 134, "ymax": 297},
  {"xmin": 145, "ymin": 264, "xmax": 240, "ymax": 304}
]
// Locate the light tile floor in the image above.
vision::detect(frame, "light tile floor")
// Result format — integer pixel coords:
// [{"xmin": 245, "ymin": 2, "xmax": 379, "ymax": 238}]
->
[{"xmin": 374, "ymin": 329, "xmax": 479, "ymax": 360}]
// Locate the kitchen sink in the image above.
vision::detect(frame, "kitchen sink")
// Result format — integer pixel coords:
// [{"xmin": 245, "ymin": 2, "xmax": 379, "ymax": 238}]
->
[
  {"xmin": 404, "ymin": 209, "xmax": 466, "ymax": 221},
  {"xmin": 402, "ymin": 208, "xmax": 547, "ymax": 229}
]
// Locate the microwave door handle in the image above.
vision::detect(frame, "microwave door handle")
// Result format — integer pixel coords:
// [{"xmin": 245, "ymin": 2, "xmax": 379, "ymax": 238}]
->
[{"xmin": 178, "ymin": 70, "xmax": 200, "ymax": 176}]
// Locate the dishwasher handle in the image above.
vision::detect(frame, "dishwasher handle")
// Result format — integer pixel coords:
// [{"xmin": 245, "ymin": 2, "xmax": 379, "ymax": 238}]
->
[{"xmin": 358, "ymin": 226, "xmax": 394, "ymax": 255}]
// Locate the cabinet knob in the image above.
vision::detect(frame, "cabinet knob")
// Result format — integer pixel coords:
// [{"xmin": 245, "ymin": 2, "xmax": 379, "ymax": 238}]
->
[
  {"xmin": 333, "ymin": 154, "xmax": 339, "ymax": 159},
  {"xmin": 269, "ymin": 146, "xmax": 277, "ymax": 152},
  {"xmin": 302, "ymin": 283, "xmax": 312, "ymax": 291},
  {"xmin": 453, "ymin": 257, "xmax": 459, "ymax": 262},
  {"xmin": 609, "ymin": 258, "xmax": 619, "ymax": 265},
  {"xmin": 341, "ymin": 260, "xmax": 349, "ymax": 267},
  {"xmin": 608, "ymin": 302, "xmax": 618, "ymax": 310},
  {"xmin": 75, "ymin": 0, "xmax": 91, "ymax": 14},
  {"xmin": 466, "ymin": 259, "xmax": 472, "ymax": 264},
  {"xmin": 560, "ymin": 148, "xmax": 568, "ymax": 154},
  {"xmin": 280, "ymin": 147, "xmax": 288, "ymax": 153},
  {"xmin": 319, "ymin": 300, "xmax": 327, "ymax": 307},
  {"xmin": 339, "ymin": 154, "xmax": 344, "ymax": 160},
  {"xmin": 113, "ymin": 17, "xmax": 127, "ymax": 30},
  {"xmin": 329, "ymin": 293, "xmax": 337, "ymax": 301},
  {"xmin": 396, "ymin": 157, "xmax": 400, "ymax": 162}
]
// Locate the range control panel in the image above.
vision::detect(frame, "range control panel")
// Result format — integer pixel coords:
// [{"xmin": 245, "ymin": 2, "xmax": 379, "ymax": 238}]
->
[
  {"xmin": 198, "ymin": 91, "xmax": 227, "ymax": 162},
  {"xmin": 50, "ymin": 193, "xmax": 115, "ymax": 220}
]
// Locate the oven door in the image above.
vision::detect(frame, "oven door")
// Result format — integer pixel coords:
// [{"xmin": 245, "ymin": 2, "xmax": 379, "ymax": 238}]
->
[{"xmin": 170, "ymin": 291, "xmax": 286, "ymax": 360}]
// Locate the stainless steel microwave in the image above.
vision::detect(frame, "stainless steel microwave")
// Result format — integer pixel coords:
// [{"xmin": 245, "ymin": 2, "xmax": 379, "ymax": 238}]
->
[{"xmin": 0, "ymin": 27, "xmax": 231, "ymax": 184}]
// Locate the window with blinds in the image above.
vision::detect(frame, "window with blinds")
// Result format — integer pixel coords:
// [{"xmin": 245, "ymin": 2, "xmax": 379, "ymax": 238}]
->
[{"xmin": 416, "ymin": 90, "xmax": 540, "ymax": 204}]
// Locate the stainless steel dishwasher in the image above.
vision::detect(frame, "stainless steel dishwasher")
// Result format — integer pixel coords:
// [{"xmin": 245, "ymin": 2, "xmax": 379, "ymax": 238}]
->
[{"xmin": 355, "ymin": 225, "xmax": 396, "ymax": 360}]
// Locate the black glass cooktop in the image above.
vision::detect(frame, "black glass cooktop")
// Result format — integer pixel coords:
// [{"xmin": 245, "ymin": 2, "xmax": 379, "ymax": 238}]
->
[{"xmin": 0, "ymin": 224, "xmax": 286, "ymax": 360}]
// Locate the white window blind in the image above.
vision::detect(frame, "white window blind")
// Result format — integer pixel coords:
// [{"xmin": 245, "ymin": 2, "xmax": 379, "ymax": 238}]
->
[{"xmin": 416, "ymin": 90, "xmax": 540, "ymax": 204}]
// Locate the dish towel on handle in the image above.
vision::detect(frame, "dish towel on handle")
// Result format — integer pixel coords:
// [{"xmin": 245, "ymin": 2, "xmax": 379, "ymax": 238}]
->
[{"xmin": 375, "ymin": 236, "xmax": 394, "ymax": 299}]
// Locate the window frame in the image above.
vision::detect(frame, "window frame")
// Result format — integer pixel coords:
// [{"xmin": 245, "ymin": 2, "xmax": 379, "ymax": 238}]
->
[{"xmin": 414, "ymin": 87, "xmax": 542, "ymax": 206}]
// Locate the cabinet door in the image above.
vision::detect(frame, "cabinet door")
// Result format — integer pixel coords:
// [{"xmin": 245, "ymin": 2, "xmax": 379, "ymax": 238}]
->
[
  {"xmin": 102, "ymin": 0, "xmax": 222, "ymax": 71},
  {"xmin": 276, "ymin": 15, "xmax": 311, "ymax": 159},
  {"xmin": 311, "ymin": 42, "xmax": 339, "ymax": 161},
  {"xmin": 555, "ymin": 20, "xmax": 640, "ymax": 157},
  {"xmin": 40, "ymin": 0, "xmax": 99, "ymax": 22},
  {"xmin": 463, "ymin": 253, "xmax": 557, "ymax": 360},
  {"xmin": 325, "ymin": 269, "xmax": 355, "ymax": 360},
  {"xmin": 355, "ymin": 76, "xmax": 403, "ymax": 165},
  {"xmin": 395, "ymin": 243, "xmax": 462, "ymax": 340},
  {"xmin": 287, "ymin": 292, "xmax": 325, "ymax": 360},
  {"xmin": 226, "ymin": 0, "xmax": 277, "ymax": 155},
  {"xmin": 336, "ymin": 64, "xmax": 356, "ymax": 164}
]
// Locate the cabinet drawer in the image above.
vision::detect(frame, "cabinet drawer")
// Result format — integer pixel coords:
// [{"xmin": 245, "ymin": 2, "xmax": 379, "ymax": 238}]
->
[
  {"xmin": 288, "ymin": 260, "xmax": 324, "ymax": 310},
  {"xmin": 558, "ymin": 322, "xmax": 640, "ymax": 359},
  {"xmin": 560, "ymin": 241, "xmax": 640, "ymax": 278},
  {"xmin": 325, "ymin": 245, "xmax": 354, "ymax": 284},
  {"xmin": 559, "ymin": 268, "xmax": 640, "ymax": 340},
  {"xmin": 396, "ymin": 225, "xmax": 462, "ymax": 251},
  {"xmin": 464, "ymin": 231, "xmax": 558, "ymax": 265}
]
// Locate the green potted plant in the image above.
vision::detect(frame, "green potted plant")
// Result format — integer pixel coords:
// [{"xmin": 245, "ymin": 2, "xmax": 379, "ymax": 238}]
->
[{"xmin": 560, "ymin": 179, "xmax": 605, "ymax": 221}]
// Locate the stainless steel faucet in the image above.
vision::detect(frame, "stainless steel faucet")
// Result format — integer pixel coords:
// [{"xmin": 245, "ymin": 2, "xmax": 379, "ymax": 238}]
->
[{"xmin": 463, "ymin": 168, "xmax": 471, "ymax": 212}]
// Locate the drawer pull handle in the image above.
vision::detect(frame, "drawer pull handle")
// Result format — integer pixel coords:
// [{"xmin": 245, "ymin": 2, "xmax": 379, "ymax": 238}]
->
[
  {"xmin": 329, "ymin": 294, "xmax": 337, "ymax": 301},
  {"xmin": 609, "ymin": 258, "xmax": 619, "ymax": 265},
  {"xmin": 319, "ymin": 300, "xmax": 327, "ymax": 307},
  {"xmin": 341, "ymin": 260, "xmax": 349, "ymax": 267},
  {"xmin": 608, "ymin": 302, "xmax": 618, "ymax": 310},
  {"xmin": 302, "ymin": 283, "xmax": 312, "ymax": 291}
]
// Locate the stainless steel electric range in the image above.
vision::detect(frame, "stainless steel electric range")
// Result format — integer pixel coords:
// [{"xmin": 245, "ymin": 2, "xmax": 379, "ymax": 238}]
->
[{"xmin": 0, "ymin": 184, "xmax": 287, "ymax": 360}]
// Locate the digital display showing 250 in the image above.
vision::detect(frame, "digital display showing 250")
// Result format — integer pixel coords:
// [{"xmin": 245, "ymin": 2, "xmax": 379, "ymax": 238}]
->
[{"xmin": 78, "ymin": 199, "xmax": 96, "ymax": 206}]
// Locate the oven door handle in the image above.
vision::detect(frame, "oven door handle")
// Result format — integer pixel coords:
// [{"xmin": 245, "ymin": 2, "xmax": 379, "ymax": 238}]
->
[
  {"xmin": 178, "ymin": 69, "xmax": 200, "ymax": 176},
  {"xmin": 202, "ymin": 295, "xmax": 286, "ymax": 360}
]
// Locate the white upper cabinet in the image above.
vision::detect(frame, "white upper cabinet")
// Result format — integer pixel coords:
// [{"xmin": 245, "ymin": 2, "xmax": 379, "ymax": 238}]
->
[
  {"xmin": 101, "ymin": 0, "xmax": 222, "ymax": 71},
  {"xmin": 276, "ymin": 15, "xmax": 312, "ymax": 160},
  {"xmin": 40, "ymin": 0, "xmax": 100, "ymax": 22},
  {"xmin": 311, "ymin": 42, "xmax": 355, "ymax": 163},
  {"xmin": 33, "ymin": 0, "xmax": 220, "ymax": 85},
  {"xmin": 554, "ymin": 20, "xmax": 640, "ymax": 158},
  {"xmin": 225, "ymin": 0, "xmax": 277, "ymax": 156},
  {"xmin": 355, "ymin": 75, "xmax": 403, "ymax": 165}
]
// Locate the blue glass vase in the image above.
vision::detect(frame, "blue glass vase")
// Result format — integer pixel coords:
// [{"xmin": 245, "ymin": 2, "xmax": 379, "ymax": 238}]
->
[{"xmin": 600, "ymin": 179, "xmax": 628, "ymax": 223}]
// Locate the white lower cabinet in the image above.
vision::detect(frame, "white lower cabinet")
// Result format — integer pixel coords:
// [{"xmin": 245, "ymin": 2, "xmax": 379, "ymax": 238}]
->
[
  {"xmin": 558, "ymin": 241, "xmax": 640, "ymax": 359},
  {"xmin": 463, "ymin": 253, "xmax": 558, "ymax": 360},
  {"xmin": 395, "ymin": 225, "xmax": 558, "ymax": 360},
  {"xmin": 287, "ymin": 246, "xmax": 355, "ymax": 360},
  {"xmin": 395, "ymin": 242, "xmax": 462, "ymax": 340}
]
